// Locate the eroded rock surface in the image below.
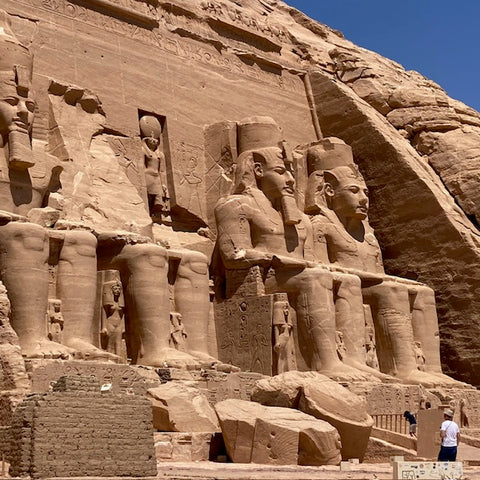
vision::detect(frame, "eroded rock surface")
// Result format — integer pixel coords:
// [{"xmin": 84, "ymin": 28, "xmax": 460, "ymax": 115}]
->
[
  {"xmin": 147, "ymin": 382, "xmax": 220, "ymax": 433},
  {"xmin": 252, "ymin": 372, "xmax": 373, "ymax": 461},
  {"xmin": 214, "ymin": 398, "xmax": 341, "ymax": 466},
  {"xmin": 2, "ymin": 0, "xmax": 480, "ymax": 386}
]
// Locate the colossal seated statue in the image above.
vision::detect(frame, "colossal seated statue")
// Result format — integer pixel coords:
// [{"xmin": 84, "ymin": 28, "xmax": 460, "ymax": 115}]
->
[
  {"xmin": 0, "ymin": 15, "xmax": 214, "ymax": 369},
  {"xmin": 213, "ymin": 116, "xmax": 371, "ymax": 380},
  {"xmin": 305, "ymin": 137, "xmax": 459, "ymax": 386}
]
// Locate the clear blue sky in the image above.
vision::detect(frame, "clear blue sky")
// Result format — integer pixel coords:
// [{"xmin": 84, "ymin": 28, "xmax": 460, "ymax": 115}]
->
[{"xmin": 286, "ymin": 1, "xmax": 480, "ymax": 112}]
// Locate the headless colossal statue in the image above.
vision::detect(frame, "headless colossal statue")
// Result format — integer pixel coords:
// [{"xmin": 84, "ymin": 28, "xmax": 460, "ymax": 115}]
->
[{"xmin": 0, "ymin": 16, "xmax": 212, "ymax": 368}]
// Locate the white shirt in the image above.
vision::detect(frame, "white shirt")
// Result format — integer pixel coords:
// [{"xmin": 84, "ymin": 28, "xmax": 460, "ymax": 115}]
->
[{"xmin": 440, "ymin": 420, "xmax": 459, "ymax": 447}]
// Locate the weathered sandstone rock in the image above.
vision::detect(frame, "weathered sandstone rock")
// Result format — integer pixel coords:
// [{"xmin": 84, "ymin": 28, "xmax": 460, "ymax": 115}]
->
[
  {"xmin": 252, "ymin": 372, "xmax": 373, "ymax": 461},
  {"xmin": 214, "ymin": 399, "xmax": 341, "ymax": 466},
  {"xmin": 2, "ymin": 0, "xmax": 480, "ymax": 387},
  {"xmin": 147, "ymin": 382, "xmax": 220, "ymax": 433}
]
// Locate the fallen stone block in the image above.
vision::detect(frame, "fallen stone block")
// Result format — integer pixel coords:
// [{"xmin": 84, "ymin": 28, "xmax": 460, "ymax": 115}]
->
[
  {"xmin": 214, "ymin": 399, "xmax": 341, "ymax": 466},
  {"xmin": 252, "ymin": 371, "xmax": 373, "ymax": 461},
  {"xmin": 147, "ymin": 382, "xmax": 220, "ymax": 433}
]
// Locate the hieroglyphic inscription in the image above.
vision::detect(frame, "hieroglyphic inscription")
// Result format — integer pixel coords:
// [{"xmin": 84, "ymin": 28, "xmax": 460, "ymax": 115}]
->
[
  {"xmin": 14, "ymin": 0, "xmax": 303, "ymax": 93},
  {"xmin": 215, "ymin": 295, "xmax": 273, "ymax": 375},
  {"xmin": 173, "ymin": 141, "xmax": 206, "ymax": 221}
]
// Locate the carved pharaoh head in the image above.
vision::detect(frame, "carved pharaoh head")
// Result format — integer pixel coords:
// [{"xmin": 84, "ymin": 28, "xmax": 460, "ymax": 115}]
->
[
  {"xmin": 233, "ymin": 116, "xmax": 300, "ymax": 224},
  {"xmin": 0, "ymin": 11, "xmax": 35, "ymax": 169},
  {"xmin": 111, "ymin": 281, "xmax": 122, "ymax": 297},
  {"xmin": 233, "ymin": 116, "xmax": 284, "ymax": 193},
  {"xmin": 51, "ymin": 299, "xmax": 62, "ymax": 311},
  {"xmin": 324, "ymin": 166, "xmax": 369, "ymax": 221},
  {"xmin": 306, "ymin": 137, "xmax": 368, "ymax": 220}
]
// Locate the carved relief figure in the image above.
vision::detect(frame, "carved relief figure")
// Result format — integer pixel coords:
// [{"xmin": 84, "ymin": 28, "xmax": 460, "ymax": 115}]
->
[
  {"xmin": 47, "ymin": 299, "xmax": 64, "ymax": 344},
  {"xmin": 169, "ymin": 311, "xmax": 187, "ymax": 351},
  {"xmin": 213, "ymin": 116, "xmax": 370, "ymax": 381},
  {"xmin": 272, "ymin": 293, "xmax": 295, "ymax": 374},
  {"xmin": 365, "ymin": 327, "xmax": 379, "ymax": 370},
  {"xmin": 365, "ymin": 341, "xmax": 379, "ymax": 370},
  {"xmin": 414, "ymin": 341, "xmax": 426, "ymax": 372},
  {"xmin": 140, "ymin": 114, "xmax": 171, "ymax": 225},
  {"xmin": 101, "ymin": 280, "xmax": 126, "ymax": 359},
  {"xmin": 459, "ymin": 398, "xmax": 469, "ymax": 428},
  {"xmin": 335, "ymin": 331, "xmax": 347, "ymax": 362},
  {"xmin": 179, "ymin": 156, "xmax": 203, "ymax": 213},
  {"xmin": 307, "ymin": 137, "xmax": 458, "ymax": 386}
]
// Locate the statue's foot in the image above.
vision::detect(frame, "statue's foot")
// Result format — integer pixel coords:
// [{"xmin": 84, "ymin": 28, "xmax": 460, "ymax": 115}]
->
[
  {"xmin": 138, "ymin": 348, "xmax": 198, "ymax": 368},
  {"xmin": 345, "ymin": 359, "xmax": 397, "ymax": 383},
  {"xmin": 21, "ymin": 339, "xmax": 75, "ymax": 360},
  {"xmin": 395, "ymin": 369, "xmax": 445, "ymax": 387},
  {"xmin": 189, "ymin": 350, "xmax": 241, "ymax": 373},
  {"xmin": 428, "ymin": 371, "xmax": 469, "ymax": 387},
  {"xmin": 319, "ymin": 362, "xmax": 380, "ymax": 383},
  {"xmin": 65, "ymin": 338, "xmax": 121, "ymax": 363}
]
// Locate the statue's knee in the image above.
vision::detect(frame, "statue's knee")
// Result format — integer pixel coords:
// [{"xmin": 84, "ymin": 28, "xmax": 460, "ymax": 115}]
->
[
  {"xmin": 414, "ymin": 284, "xmax": 434, "ymax": 298},
  {"xmin": 170, "ymin": 249, "xmax": 208, "ymax": 275},
  {"xmin": 126, "ymin": 243, "xmax": 168, "ymax": 269},
  {"xmin": 412, "ymin": 284, "xmax": 436, "ymax": 308},
  {"xmin": 377, "ymin": 280, "xmax": 407, "ymax": 298},
  {"xmin": 304, "ymin": 267, "xmax": 333, "ymax": 289},
  {"xmin": 62, "ymin": 230, "xmax": 97, "ymax": 258},
  {"xmin": 1, "ymin": 222, "xmax": 47, "ymax": 252},
  {"xmin": 335, "ymin": 272, "xmax": 361, "ymax": 290}
]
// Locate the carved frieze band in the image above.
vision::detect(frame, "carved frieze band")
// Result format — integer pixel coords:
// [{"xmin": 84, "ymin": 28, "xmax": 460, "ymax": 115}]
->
[
  {"xmin": 70, "ymin": 0, "xmax": 158, "ymax": 27},
  {"xmin": 11, "ymin": 0, "xmax": 304, "ymax": 93}
]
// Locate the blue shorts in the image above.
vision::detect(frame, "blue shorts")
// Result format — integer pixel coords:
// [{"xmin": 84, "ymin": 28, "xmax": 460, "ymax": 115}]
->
[{"xmin": 438, "ymin": 445, "xmax": 457, "ymax": 461}]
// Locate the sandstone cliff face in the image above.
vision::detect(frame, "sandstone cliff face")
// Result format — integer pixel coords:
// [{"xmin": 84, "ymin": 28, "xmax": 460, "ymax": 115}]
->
[
  {"xmin": 272, "ymin": 3, "xmax": 480, "ymax": 385},
  {"xmin": 3, "ymin": 0, "xmax": 480, "ymax": 383}
]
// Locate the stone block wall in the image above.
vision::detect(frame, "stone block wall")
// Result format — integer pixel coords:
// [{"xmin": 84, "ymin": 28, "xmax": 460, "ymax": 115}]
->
[{"xmin": 8, "ymin": 376, "xmax": 157, "ymax": 478}]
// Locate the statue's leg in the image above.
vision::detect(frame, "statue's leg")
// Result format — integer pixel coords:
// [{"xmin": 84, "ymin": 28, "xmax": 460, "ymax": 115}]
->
[
  {"xmin": 0, "ymin": 222, "xmax": 73, "ymax": 358},
  {"xmin": 333, "ymin": 272, "xmax": 395, "ymax": 381},
  {"xmin": 364, "ymin": 280, "xmax": 446, "ymax": 386},
  {"xmin": 410, "ymin": 285, "xmax": 442, "ymax": 372},
  {"xmin": 411, "ymin": 285, "xmax": 463, "ymax": 384},
  {"xmin": 170, "ymin": 249, "xmax": 210, "ymax": 357},
  {"xmin": 57, "ymin": 230, "xmax": 117, "ymax": 361},
  {"xmin": 118, "ymin": 243, "xmax": 195, "ymax": 367},
  {"xmin": 272, "ymin": 267, "xmax": 372, "ymax": 381},
  {"xmin": 333, "ymin": 272, "xmax": 366, "ymax": 363}
]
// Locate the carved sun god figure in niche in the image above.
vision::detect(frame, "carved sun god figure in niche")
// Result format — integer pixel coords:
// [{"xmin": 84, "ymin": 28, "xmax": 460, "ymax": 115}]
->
[
  {"xmin": 213, "ymin": 116, "xmax": 374, "ymax": 382},
  {"xmin": 101, "ymin": 280, "xmax": 126, "ymax": 361},
  {"xmin": 306, "ymin": 137, "xmax": 461, "ymax": 386},
  {"xmin": 139, "ymin": 114, "xmax": 171, "ymax": 225}
]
